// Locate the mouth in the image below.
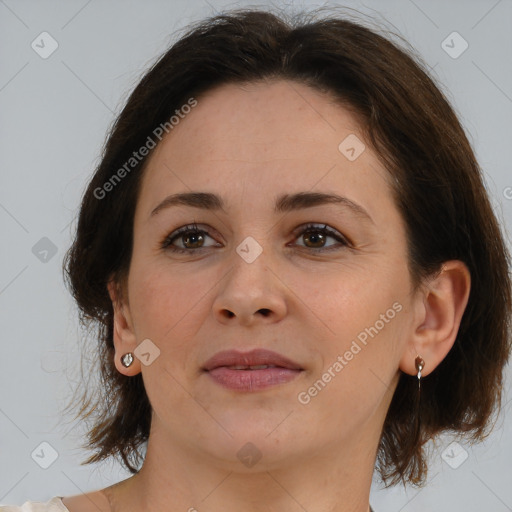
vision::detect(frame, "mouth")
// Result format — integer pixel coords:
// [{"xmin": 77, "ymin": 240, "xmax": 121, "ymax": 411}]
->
[{"xmin": 203, "ymin": 349, "xmax": 304, "ymax": 392}]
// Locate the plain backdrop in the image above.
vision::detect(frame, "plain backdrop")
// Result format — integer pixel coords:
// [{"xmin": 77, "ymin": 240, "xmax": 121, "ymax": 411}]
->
[{"xmin": 1, "ymin": 0, "xmax": 511, "ymax": 510}]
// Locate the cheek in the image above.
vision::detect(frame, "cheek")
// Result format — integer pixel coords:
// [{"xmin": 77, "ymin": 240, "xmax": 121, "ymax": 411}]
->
[
  {"xmin": 298, "ymin": 276, "xmax": 407, "ymax": 426},
  {"xmin": 128, "ymin": 261, "xmax": 208, "ymax": 345},
  {"xmin": 310, "ymin": 269, "xmax": 404, "ymax": 339},
  {"xmin": 306, "ymin": 264, "xmax": 409, "ymax": 390}
]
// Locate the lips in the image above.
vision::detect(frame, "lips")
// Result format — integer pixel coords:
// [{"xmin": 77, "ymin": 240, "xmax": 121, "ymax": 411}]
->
[
  {"xmin": 203, "ymin": 348, "xmax": 304, "ymax": 392},
  {"xmin": 203, "ymin": 348, "xmax": 303, "ymax": 372}
]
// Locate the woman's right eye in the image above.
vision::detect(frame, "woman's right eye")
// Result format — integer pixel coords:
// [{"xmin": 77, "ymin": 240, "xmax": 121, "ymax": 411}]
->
[{"xmin": 161, "ymin": 223, "xmax": 219, "ymax": 254}]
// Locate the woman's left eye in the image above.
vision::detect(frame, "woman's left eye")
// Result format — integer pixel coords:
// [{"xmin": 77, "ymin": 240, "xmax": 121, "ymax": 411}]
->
[
  {"xmin": 161, "ymin": 223, "xmax": 350, "ymax": 254},
  {"xmin": 292, "ymin": 223, "xmax": 351, "ymax": 251}
]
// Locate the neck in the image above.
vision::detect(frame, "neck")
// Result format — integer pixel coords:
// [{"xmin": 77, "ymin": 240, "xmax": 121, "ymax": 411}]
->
[{"xmin": 104, "ymin": 416, "xmax": 381, "ymax": 512}]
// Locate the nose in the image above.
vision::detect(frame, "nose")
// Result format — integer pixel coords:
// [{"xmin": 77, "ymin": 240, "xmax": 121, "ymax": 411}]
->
[{"xmin": 212, "ymin": 248, "xmax": 288, "ymax": 326}]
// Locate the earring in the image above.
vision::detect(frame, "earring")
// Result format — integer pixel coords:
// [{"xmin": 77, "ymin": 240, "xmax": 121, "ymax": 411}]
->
[
  {"xmin": 121, "ymin": 352, "xmax": 134, "ymax": 368},
  {"xmin": 411, "ymin": 355, "xmax": 425, "ymax": 454},
  {"xmin": 415, "ymin": 355, "xmax": 425, "ymax": 389}
]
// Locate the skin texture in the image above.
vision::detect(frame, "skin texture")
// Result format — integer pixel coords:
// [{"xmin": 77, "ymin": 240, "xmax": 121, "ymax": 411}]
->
[{"xmin": 62, "ymin": 79, "xmax": 470, "ymax": 512}]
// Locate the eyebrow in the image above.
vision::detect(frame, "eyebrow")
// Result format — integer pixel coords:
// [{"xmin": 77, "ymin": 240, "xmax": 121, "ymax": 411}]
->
[{"xmin": 150, "ymin": 191, "xmax": 374, "ymax": 224}]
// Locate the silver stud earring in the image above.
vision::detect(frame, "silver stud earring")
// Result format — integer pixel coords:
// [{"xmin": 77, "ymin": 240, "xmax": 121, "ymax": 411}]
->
[{"xmin": 121, "ymin": 352, "xmax": 134, "ymax": 368}]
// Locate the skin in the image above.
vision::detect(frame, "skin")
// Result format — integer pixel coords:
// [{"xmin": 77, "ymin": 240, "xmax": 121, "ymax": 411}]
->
[{"xmin": 62, "ymin": 79, "xmax": 470, "ymax": 512}]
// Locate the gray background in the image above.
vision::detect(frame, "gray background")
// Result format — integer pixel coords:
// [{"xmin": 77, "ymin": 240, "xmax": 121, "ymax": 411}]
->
[{"xmin": 1, "ymin": 0, "xmax": 511, "ymax": 510}]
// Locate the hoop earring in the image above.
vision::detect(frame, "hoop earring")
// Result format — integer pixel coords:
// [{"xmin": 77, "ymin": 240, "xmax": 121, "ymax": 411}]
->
[{"xmin": 121, "ymin": 352, "xmax": 134, "ymax": 368}]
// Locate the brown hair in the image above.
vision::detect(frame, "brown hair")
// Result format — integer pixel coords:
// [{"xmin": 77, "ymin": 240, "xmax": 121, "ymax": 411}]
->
[{"xmin": 63, "ymin": 7, "xmax": 512, "ymax": 487}]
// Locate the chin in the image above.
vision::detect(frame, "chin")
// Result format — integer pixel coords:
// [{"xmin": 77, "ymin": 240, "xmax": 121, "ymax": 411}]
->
[{"xmin": 191, "ymin": 415, "xmax": 307, "ymax": 467}]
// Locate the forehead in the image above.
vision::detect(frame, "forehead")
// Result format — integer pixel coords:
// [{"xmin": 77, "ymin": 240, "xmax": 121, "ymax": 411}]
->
[
  {"xmin": 135, "ymin": 79, "xmax": 395, "ymax": 223},
  {"xmin": 167, "ymin": 79, "xmax": 362, "ymax": 161}
]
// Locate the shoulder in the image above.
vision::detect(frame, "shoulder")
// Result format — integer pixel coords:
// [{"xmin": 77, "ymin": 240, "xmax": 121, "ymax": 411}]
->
[
  {"xmin": 0, "ymin": 497, "xmax": 69, "ymax": 511},
  {"xmin": 1, "ymin": 490, "xmax": 110, "ymax": 512},
  {"xmin": 60, "ymin": 490, "xmax": 110, "ymax": 512}
]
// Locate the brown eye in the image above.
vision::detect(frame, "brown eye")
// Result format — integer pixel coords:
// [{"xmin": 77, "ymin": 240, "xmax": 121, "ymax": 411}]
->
[
  {"xmin": 162, "ymin": 224, "xmax": 218, "ymax": 253},
  {"xmin": 303, "ymin": 230, "xmax": 327, "ymax": 248},
  {"xmin": 294, "ymin": 224, "xmax": 350, "ymax": 251},
  {"xmin": 180, "ymin": 231, "xmax": 205, "ymax": 249}
]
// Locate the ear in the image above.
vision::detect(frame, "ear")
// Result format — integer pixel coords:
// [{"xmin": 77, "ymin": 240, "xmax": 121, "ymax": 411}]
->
[
  {"xmin": 399, "ymin": 260, "xmax": 471, "ymax": 378},
  {"xmin": 107, "ymin": 279, "xmax": 141, "ymax": 376}
]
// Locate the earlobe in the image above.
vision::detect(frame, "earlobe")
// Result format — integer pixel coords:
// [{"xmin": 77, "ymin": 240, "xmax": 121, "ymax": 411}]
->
[
  {"xmin": 399, "ymin": 260, "xmax": 471, "ymax": 378},
  {"xmin": 107, "ymin": 279, "xmax": 141, "ymax": 376}
]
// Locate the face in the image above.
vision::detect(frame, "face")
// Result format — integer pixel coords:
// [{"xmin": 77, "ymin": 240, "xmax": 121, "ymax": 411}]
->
[{"xmin": 114, "ymin": 79, "xmax": 419, "ymax": 469}]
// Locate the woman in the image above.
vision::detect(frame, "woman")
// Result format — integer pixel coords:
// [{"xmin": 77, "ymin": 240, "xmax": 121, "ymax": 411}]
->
[{"xmin": 3, "ymin": 7, "xmax": 510, "ymax": 512}]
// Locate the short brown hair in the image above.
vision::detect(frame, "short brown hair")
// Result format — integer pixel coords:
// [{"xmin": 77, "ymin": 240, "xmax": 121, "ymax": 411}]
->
[{"xmin": 63, "ymin": 7, "xmax": 512, "ymax": 487}]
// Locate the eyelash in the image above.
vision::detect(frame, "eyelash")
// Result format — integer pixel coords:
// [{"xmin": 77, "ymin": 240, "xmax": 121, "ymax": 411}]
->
[{"xmin": 161, "ymin": 222, "xmax": 351, "ymax": 254}]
